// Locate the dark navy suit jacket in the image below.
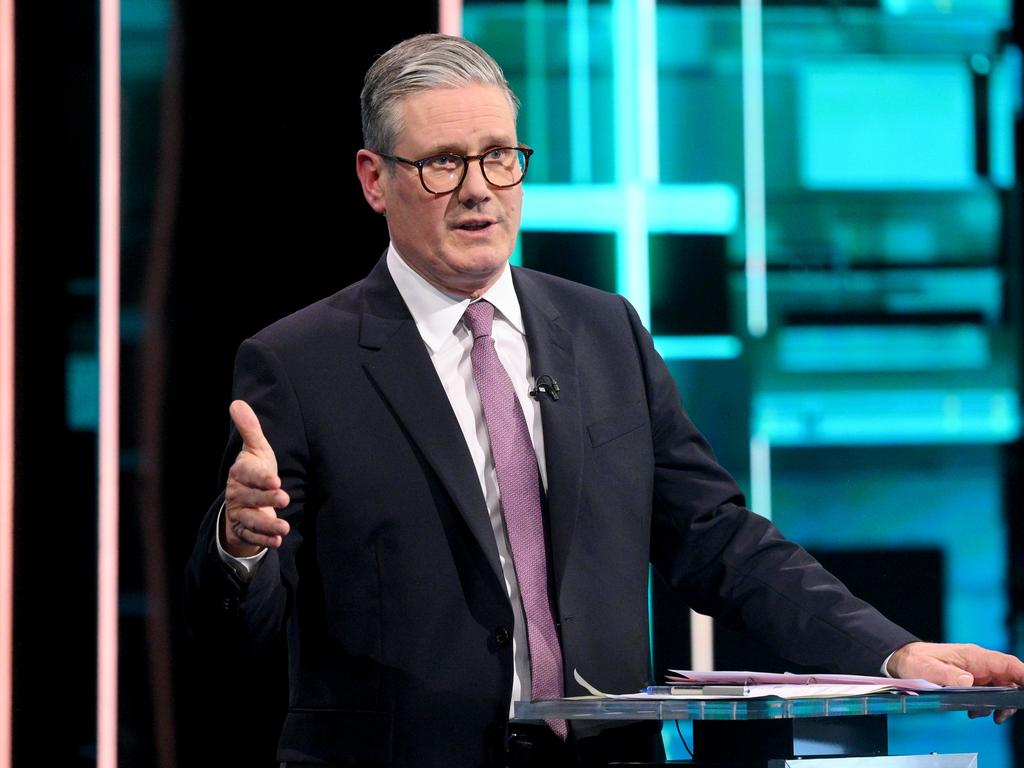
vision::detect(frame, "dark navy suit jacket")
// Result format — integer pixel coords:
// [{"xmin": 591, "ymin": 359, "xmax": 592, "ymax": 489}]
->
[{"xmin": 185, "ymin": 256, "xmax": 917, "ymax": 766}]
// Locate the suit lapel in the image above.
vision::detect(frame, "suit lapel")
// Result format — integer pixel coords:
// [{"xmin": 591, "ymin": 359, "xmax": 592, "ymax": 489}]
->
[
  {"xmin": 514, "ymin": 271, "xmax": 583, "ymax": 595},
  {"xmin": 357, "ymin": 259, "xmax": 505, "ymax": 585}
]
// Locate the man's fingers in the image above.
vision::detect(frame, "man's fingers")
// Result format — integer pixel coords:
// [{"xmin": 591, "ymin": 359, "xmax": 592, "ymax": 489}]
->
[
  {"xmin": 965, "ymin": 708, "xmax": 1016, "ymax": 724},
  {"xmin": 228, "ymin": 453, "xmax": 282, "ymax": 492},
  {"xmin": 230, "ymin": 400, "xmax": 274, "ymax": 456},
  {"xmin": 227, "ymin": 478, "xmax": 289, "ymax": 510},
  {"xmin": 995, "ymin": 708, "xmax": 1017, "ymax": 725},
  {"xmin": 961, "ymin": 646, "xmax": 1024, "ymax": 687},
  {"xmin": 226, "ymin": 505, "xmax": 290, "ymax": 543},
  {"xmin": 230, "ymin": 521, "xmax": 285, "ymax": 551},
  {"xmin": 916, "ymin": 656, "xmax": 973, "ymax": 687}
]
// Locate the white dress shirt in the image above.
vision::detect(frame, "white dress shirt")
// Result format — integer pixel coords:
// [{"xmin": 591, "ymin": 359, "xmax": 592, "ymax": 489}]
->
[{"xmin": 218, "ymin": 243, "xmax": 546, "ymax": 713}]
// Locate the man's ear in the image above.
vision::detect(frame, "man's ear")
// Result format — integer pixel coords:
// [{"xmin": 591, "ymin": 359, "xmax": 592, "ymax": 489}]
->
[{"xmin": 356, "ymin": 149, "xmax": 388, "ymax": 214}]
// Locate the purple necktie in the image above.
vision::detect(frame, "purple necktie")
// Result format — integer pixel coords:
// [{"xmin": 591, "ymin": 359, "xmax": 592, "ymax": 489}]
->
[{"xmin": 462, "ymin": 300, "xmax": 568, "ymax": 740}]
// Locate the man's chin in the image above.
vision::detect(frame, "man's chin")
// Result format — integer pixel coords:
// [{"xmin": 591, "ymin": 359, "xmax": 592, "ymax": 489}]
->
[
  {"xmin": 447, "ymin": 248, "xmax": 510, "ymax": 275},
  {"xmin": 437, "ymin": 254, "xmax": 509, "ymax": 296}
]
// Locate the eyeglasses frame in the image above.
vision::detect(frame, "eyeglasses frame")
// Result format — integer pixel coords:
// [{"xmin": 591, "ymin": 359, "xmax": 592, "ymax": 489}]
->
[{"xmin": 377, "ymin": 145, "xmax": 534, "ymax": 195}]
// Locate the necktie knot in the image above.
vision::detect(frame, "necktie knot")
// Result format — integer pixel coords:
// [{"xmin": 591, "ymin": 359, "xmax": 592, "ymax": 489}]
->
[{"xmin": 463, "ymin": 300, "xmax": 494, "ymax": 340}]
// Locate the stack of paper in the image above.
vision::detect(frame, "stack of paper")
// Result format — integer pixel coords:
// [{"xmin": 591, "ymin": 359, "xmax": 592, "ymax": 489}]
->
[
  {"xmin": 573, "ymin": 669, "xmax": 945, "ymax": 700},
  {"xmin": 668, "ymin": 670, "xmax": 941, "ymax": 689}
]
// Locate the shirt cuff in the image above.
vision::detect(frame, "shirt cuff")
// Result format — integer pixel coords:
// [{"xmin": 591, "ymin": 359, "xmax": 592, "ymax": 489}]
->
[
  {"xmin": 215, "ymin": 502, "xmax": 268, "ymax": 582},
  {"xmin": 881, "ymin": 651, "xmax": 896, "ymax": 677}
]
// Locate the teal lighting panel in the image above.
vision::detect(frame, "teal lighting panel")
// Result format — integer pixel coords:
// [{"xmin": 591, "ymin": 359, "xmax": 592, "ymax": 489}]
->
[
  {"xmin": 521, "ymin": 184, "xmax": 739, "ymax": 235},
  {"xmin": 755, "ymin": 388, "xmax": 1020, "ymax": 445},
  {"xmin": 882, "ymin": 0, "xmax": 1010, "ymax": 18},
  {"xmin": 655, "ymin": 336, "xmax": 742, "ymax": 360},
  {"xmin": 777, "ymin": 325, "xmax": 990, "ymax": 373},
  {"xmin": 799, "ymin": 60, "xmax": 975, "ymax": 190},
  {"xmin": 989, "ymin": 48, "xmax": 1020, "ymax": 188},
  {"xmin": 66, "ymin": 353, "xmax": 99, "ymax": 432}
]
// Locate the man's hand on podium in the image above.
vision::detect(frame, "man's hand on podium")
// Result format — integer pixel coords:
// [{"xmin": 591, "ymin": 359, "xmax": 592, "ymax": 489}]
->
[{"xmin": 888, "ymin": 641, "xmax": 1024, "ymax": 724}]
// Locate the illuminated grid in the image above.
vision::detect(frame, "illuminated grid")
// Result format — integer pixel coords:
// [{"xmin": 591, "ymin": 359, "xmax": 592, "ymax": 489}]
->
[{"xmin": 463, "ymin": 0, "xmax": 1020, "ymax": 762}]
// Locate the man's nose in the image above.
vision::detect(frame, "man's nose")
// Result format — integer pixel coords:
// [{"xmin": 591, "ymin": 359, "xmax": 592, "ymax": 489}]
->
[{"xmin": 456, "ymin": 159, "xmax": 491, "ymax": 204}]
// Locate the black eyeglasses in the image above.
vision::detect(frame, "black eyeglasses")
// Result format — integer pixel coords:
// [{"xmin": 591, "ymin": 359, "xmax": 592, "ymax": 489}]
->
[{"xmin": 378, "ymin": 146, "xmax": 533, "ymax": 195}]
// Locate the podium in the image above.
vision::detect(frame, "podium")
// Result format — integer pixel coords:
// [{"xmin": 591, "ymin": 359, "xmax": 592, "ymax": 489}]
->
[{"xmin": 514, "ymin": 689, "xmax": 1024, "ymax": 765}]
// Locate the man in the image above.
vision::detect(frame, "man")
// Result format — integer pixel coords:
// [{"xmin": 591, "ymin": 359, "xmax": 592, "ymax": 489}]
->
[{"xmin": 185, "ymin": 33, "xmax": 1024, "ymax": 767}]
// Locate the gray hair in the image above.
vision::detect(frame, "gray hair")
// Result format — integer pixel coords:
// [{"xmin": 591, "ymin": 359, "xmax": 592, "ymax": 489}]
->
[{"xmin": 361, "ymin": 33, "xmax": 520, "ymax": 155}]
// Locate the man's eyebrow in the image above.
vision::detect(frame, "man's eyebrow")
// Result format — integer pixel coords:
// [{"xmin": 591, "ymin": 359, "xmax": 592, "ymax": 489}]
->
[{"xmin": 420, "ymin": 137, "xmax": 517, "ymax": 156}]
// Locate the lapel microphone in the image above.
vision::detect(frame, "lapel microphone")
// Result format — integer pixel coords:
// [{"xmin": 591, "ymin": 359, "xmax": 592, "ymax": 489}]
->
[{"xmin": 529, "ymin": 374, "xmax": 560, "ymax": 402}]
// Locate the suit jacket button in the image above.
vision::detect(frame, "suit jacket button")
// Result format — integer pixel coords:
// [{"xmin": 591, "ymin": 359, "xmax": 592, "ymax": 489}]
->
[{"xmin": 494, "ymin": 626, "xmax": 511, "ymax": 647}]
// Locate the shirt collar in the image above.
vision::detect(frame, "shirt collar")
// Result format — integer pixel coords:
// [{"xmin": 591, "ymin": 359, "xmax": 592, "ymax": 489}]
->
[{"xmin": 386, "ymin": 242, "xmax": 526, "ymax": 354}]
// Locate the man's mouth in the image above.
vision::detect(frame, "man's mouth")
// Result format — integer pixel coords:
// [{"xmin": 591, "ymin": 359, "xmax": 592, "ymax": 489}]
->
[{"xmin": 455, "ymin": 220, "xmax": 494, "ymax": 231}]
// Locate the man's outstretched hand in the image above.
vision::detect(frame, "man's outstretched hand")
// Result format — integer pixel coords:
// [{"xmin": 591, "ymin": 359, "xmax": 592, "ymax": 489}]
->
[
  {"xmin": 222, "ymin": 400, "xmax": 291, "ymax": 558},
  {"xmin": 888, "ymin": 641, "xmax": 1024, "ymax": 724}
]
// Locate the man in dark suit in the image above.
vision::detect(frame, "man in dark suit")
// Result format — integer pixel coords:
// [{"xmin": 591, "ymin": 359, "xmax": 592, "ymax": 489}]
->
[{"xmin": 185, "ymin": 33, "xmax": 1024, "ymax": 767}]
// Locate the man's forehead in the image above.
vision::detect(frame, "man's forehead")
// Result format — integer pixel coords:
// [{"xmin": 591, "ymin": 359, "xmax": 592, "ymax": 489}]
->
[{"xmin": 394, "ymin": 84, "xmax": 518, "ymax": 152}]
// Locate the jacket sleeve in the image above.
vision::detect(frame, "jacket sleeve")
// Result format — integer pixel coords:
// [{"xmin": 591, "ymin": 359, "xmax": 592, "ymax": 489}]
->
[
  {"xmin": 619, "ymin": 297, "xmax": 918, "ymax": 674},
  {"xmin": 184, "ymin": 336, "xmax": 310, "ymax": 660}
]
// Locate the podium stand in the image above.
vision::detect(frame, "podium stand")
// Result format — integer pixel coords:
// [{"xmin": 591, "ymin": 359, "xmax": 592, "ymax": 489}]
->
[{"xmin": 514, "ymin": 689, "xmax": 1024, "ymax": 765}]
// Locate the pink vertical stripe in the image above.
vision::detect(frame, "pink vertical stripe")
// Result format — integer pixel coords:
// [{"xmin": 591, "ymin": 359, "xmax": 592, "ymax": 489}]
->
[
  {"xmin": 438, "ymin": 0, "xmax": 463, "ymax": 36},
  {"xmin": 0, "ymin": 0, "xmax": 14, "ymax": 765},
  {"xmin": 97, "ymin": 0, "xmax": 120, "ymax": 766}
]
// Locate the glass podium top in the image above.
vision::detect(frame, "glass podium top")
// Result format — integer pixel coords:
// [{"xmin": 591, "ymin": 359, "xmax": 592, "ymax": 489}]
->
[{"xmin": 513, "ymin": 689, "xmax": 1024, "ymax": 722}]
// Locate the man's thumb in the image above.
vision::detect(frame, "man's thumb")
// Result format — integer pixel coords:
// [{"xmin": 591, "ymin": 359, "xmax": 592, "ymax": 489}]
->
[
  {"xmin": 230, "ymin": 400, "xmax": 270, "ymax": 453},
  {"xmin": 935, "ymin": 661, "xmax": 974, "ymax": 687},
  {"xmin": 954, "ymin": 670, "xmax": 975, "ymax": 687}
]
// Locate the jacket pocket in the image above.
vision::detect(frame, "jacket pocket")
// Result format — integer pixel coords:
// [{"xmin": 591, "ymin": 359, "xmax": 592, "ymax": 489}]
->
[
  {"xmin": 278, "ymin": 708, "xmax": 393, "ymax": 764},
  {"xmin": 587, "ymin": 401, "xmax": 647, "ymax": 448}
]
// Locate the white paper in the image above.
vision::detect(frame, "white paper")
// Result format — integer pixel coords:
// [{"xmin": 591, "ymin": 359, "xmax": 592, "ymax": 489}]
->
[
  {"xmin": 667, "ymin": 669, "xmax": 942, "ymax": 691},
  {"xmin": 573, "ymin": 670, "xmax": 904, "ymax": 700}
]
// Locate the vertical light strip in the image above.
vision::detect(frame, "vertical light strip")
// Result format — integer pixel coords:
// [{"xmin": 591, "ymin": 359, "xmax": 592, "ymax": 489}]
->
[
  {"xmin": 622, "ymin": 0, "xmax": 667, "ymax": 691},
  {"xmin": 749, "ymin": 434, "xmax": 772, "ymax": 521},
  {"xmin": 567, "ymin": 0, "xmax": 592, "ymax": 184},
  {"xmin": 636, "ymin": 0, "xmax": 659, "ymax": 185},
  {"xmin": 741, "ymin": 0, "xmax": 768, "ymax": 337},
  {"xmin": 611, "ymin": 0, "xmax": 636, "ymax": 183},
  {"xmin": 438, "ymin": 0, "xmax": 462, "ymax": 36},
  {"xmin": 0, "ymin": 0, "xmax": 15, "ymax": 764},
  {"xmin": 689, "ymin": 610, "xmax": 715, "ymax": 670},
  {"xmin": 524, "ymin": 0, "xmax": 549, "ymax": 181},
  {"xmin": 612, "ymin": 0, "xmax": 653, "ymax": 326},
  {"xmin": 685, "ymin": 6, "xmax": 719, "ymax": 654},
  {"xmin": 622, "ymin": 185, "xmax": 650, "ymax": 324},
  {"xmin": 97, "ymin": 0, "xmax": 120, "ymax": 765},
  {"xmin": 612, "ymin": 0, "xmax": 638, "ymax": 311}
]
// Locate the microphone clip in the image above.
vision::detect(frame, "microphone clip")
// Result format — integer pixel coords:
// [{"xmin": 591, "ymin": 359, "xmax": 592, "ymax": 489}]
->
[{"xmin": 529, "ymin": 374, "xmax": 560, "ymax": 402}]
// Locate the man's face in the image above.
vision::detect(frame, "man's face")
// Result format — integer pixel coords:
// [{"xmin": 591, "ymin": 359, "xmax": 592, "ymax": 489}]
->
[{"xmin": 361, "ymin": 84, "xmax": 523, "ymax": 298}]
